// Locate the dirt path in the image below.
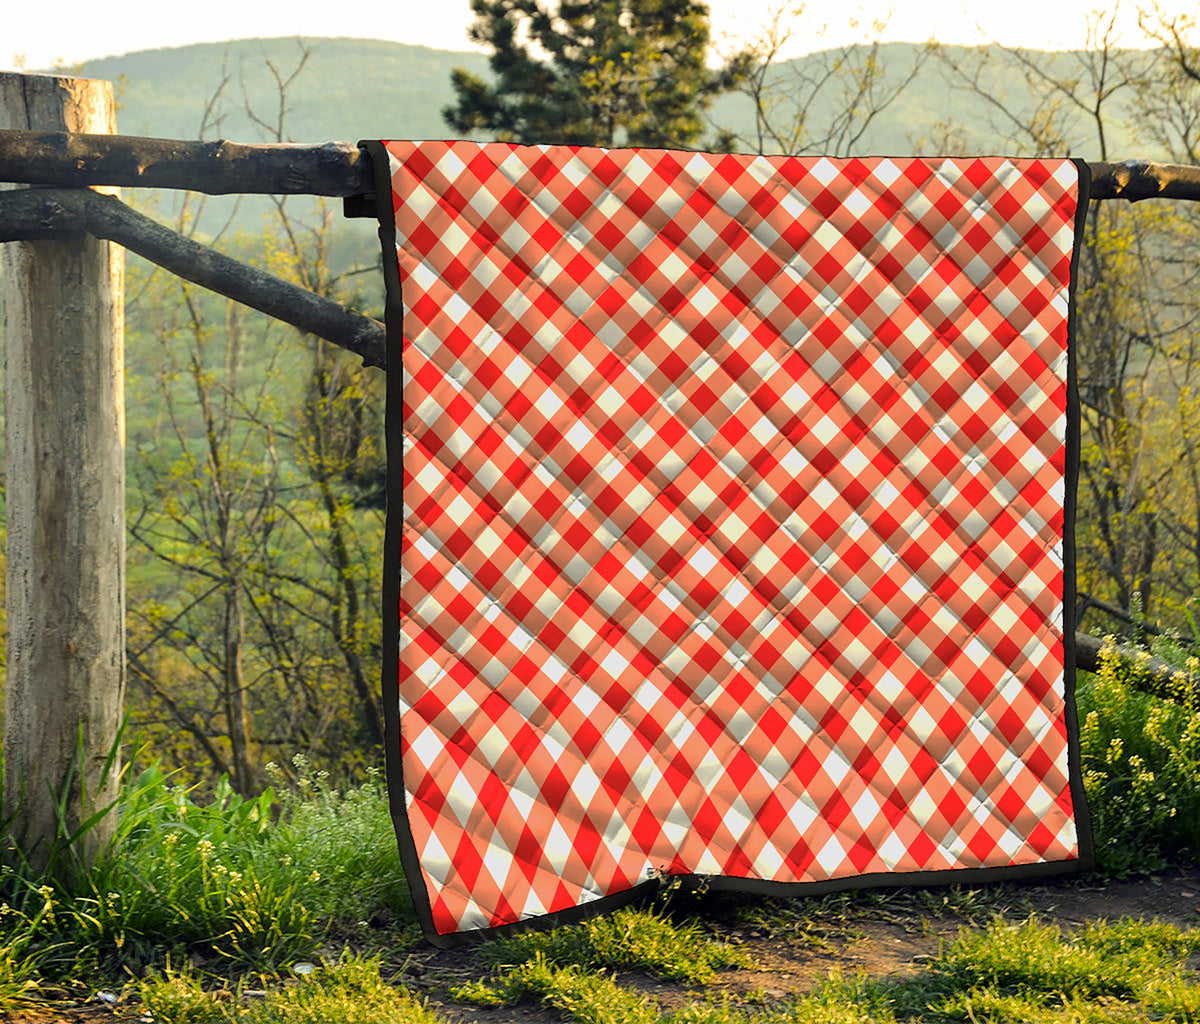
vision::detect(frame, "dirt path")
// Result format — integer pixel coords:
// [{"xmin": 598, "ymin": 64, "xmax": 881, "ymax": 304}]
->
[
  {"xmin": 6, "ymin": 864, "xmax": 1200, "ymax": 1023},
  {"xmin": 413, "ymin": 863, "xmax": 1200, "ymax": 1023}
]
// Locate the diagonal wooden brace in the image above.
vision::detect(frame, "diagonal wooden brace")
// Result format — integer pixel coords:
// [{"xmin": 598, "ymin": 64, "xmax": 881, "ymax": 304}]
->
[{"xmin": 0, "ymin": 186, "xmax": 386, "ymax": 369}]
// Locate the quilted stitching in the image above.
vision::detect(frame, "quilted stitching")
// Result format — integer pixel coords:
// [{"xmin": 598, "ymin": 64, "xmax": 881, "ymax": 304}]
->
[{"xmin": 385, "ymin": 144, "xmax": 1085, "ymax": 938}]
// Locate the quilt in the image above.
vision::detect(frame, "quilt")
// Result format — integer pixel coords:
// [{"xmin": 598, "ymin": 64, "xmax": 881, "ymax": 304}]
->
[{"xmin": 357, "ymin": 141, "xmax": 1094, "ymax": 946}]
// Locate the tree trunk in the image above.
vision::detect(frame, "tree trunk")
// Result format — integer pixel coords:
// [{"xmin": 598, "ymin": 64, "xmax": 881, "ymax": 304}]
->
[
  {"xmin": 317, "ymin": 470, "xmax": 384, "ymax": 747},
  {"xmin": 0, "ymin": 73, "xmax": 125, "ymax": 871},
  {"xmin": 223, "ymin": 583, "xmax": 255, "ymax": 795},
  {"xmin": 308, "ymin": 342, "xmax": 384, "ymax": 747}
]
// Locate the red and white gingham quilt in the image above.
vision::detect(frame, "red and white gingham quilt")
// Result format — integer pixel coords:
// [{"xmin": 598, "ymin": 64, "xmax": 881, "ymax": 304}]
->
[{"xmin": 360, "ymin": 142, "xmax": 1093, "ymax": 945}]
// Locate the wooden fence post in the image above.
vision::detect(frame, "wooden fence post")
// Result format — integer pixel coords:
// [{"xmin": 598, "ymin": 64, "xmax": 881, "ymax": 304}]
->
[{"xmin": 0, "ymin": 73, "xmax": 125, "ymax": 870}]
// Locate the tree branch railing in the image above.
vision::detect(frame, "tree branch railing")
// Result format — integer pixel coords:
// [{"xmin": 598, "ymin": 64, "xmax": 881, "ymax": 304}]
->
[
  {"xmin": 3, "ymin": 130, "xmax": 1200, "ymax": 201},
  {"xmin": 4, "ymin": 129, "xmax": 1200, "ymax": 684},
  {"xmin": 0, "ymin": 133, "xmax": 1195, "ymax": 372},
  {"xmin": 0, "ymin": 131, "xmax": 373, "ymax": 195},
  {"xmin": 1073, "ymin": 632, "xmax": 1196, "ymax": 699}
]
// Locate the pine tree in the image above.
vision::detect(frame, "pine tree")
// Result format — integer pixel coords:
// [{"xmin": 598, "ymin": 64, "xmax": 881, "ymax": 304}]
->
[{"xmin": 444, "ymin": 0, "xmax": 744, "ymax": 148}]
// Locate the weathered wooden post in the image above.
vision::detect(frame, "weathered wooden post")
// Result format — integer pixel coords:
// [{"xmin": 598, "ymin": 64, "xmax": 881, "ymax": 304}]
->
[{"xmin": 0, "ymin": 73, "xmax": 125, "ymax": 870}]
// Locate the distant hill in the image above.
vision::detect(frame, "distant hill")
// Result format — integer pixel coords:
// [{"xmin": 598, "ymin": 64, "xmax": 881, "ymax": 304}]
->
[
  {"xmin": 81, "ymin": 37, "xmax": 492, "ymax": 143},
  {"xmin": 69, "ymin": 34, "xmax": 1160, "ymax": 283},
  {"xmin": 78, "ymin": 35, "xmax": 1148, "ymax": 159},
  {"xmin": 78, "ymin": 38, "xmax": 500, "ymax": 270}
]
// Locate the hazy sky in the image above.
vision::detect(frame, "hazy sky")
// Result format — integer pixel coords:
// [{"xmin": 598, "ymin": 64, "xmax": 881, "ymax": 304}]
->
[{"xmin": 3, "ymin": 0, "xmax": 1186, "ymax": 73}]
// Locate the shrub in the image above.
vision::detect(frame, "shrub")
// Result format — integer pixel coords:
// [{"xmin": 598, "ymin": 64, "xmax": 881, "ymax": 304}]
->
[{"xmin": 1077, "ymin": 638, "xmax": 1200, "ymax": 873}]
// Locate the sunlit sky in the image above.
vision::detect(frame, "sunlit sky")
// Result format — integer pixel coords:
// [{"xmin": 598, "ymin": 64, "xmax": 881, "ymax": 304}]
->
[{"xmin": 3, "ymin": 0, "xmax": 1188, "ymax": 73}]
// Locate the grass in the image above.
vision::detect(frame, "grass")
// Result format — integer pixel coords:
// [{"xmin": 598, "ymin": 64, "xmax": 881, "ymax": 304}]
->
[
  {"xmin": 474, "ymin": 903, "xmax": 752, "ymax": 983},
  {"xmin": 932, "ymin": 917, "xmax": 1200, "ymax": 1004},
  {"xmin": 924, "ymin": 916, "xmax": 1200, "ymax": 1023},
  {"xmin": 0, "ymin": 887, "xmax": 61, "ymax": 1009},
  {"xmin": 139, "ymin": 953, "xmax": 441, "ymax": 1024},
  {"xmin": 453, "ymin": 904, "xmax": 751, "ymax": 1013},
  {"xmin": 457, "ymin": 955, "xmax": 663, "ymax": 1023},
  {"xmin": 448, "ymin": 913, "xmax": 1200, "ymax": 1024},
  {"xmin": 0, "ymin": 639, "xmax": 1193, "ymax": 1018},
  {"xmin": 66, "ymin": 768, "xmax": 321, "ymax": 970},
  {"xmin": 0, "ymin": 754, "xmax": 414, "ymax": 984},
  {"xmin": 259, "ymin": 757, "xmax": 415, "ymax": 938}
]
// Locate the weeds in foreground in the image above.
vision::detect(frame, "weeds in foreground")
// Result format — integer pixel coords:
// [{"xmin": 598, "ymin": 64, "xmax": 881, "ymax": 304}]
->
[
  {"xmin": 925, "ymin": 915, "xmax": 1200, "ymax": 1022},
  {"xmin": 139, "ymin": 953, "xmax": 440, "ymax": 1024},
  {"xmin": 0, "ymin": 886, "xmax": 60, "ymax": 1007},
  {"xmin": 474, "ymin": 904, "xmax": 751, "ymax": 984},
  {"xmin": 263, "ymin": 757, "xmax": 414, "ymax": 937},
  {"xmin": 0, "ymin": 755, "xmax": 411, "ymax": 979},
  {"xmin": 49, "ymin": 765, "xmax": 320, "ymax": 972},
  {"xmin": 674, "ymin": 981, "xmax": 890, "ymax": 1024},
  {"xmin": 932, "ymin": 916, "xmax": 1200, "ymax": 1006},
  {"xmin": 455, "ymin": 905, "xmax": 749, "ymax": 1010},
  {"xmin": 461, "ymin": 959, "xmax": 893, "ymax": 1024},
  {"xmin": 457, "ymin": 955, "xmax": 661, "ymax": 1023}
]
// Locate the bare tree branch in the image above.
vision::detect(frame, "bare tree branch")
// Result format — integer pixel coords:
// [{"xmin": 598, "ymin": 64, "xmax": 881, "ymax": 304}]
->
[
  {"xmin": 1074, "ymin": 631, "xmax": 1198, "ymax": 700},
  {"xmin": 127, "ymin": 646, "xmax": 232, "ymax": 778}
]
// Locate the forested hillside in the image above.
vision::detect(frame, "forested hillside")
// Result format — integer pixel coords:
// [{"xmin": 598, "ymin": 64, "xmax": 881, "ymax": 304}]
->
[{"xmin": 81, "ymin": 38, "xmax": 491, "ymax": 143}]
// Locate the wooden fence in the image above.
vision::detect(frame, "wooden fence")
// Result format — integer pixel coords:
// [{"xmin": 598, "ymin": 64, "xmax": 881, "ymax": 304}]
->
[{"xmin": 1, "ymin": 69, "xmax": 1198, "ymax": 867}]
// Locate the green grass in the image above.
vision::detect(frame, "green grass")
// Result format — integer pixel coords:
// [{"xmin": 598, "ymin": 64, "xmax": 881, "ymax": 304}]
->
[
  {"xmin": 933, "ymin": 917, "xmax": 1200, "ymax": 1005},
  {"xmin": 455, "ymin": 905, "xmax": 750, "ymax": 1014},
  {"xmin": 0, "ymin": 888, "xmax": 61, "ymax": 1009},
  {"xmin": 457, "ymin": 955, "xmax": 662, "ymax": 1023},
  {"xmin": 70, "ymin": 766, "xmax": 319, "ymax": 970},
  {"xmin": 455, "ymin": 914, "xmax": 1200, "ymax": 1024},
  {"xmin": 475, "ymin": 903, "xmax": 751, "ymax": 983},
  {"xmin": 673, "ymin": 981, "xmax": 892, "ymax": 1024},
  {"xmin": 139, "ymin": 953, "xmax": 441, "ymax": 1024},
  {"xmin": 259, "ymin": 757, "xmax": 414, "ymax": 937},
  {"xmin": 485, "ymin": 964, "xmax": 879, "ymax": 1024},
  {"xmin": 925, "ymin": 916, "xmax": 1200, "ymax": 1023},
  {"xmin": 0, "ymin": 755, "xmax": 413, "ymax": 982}
]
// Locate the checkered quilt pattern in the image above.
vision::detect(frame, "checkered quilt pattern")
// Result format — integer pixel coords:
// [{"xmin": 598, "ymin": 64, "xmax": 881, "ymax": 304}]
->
[{"xmin": 360, "ymin": 141, "xmax": 1093, "ymax": 946}]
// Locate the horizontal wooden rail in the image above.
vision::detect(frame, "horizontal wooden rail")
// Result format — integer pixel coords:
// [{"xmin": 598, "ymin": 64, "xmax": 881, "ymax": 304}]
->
[
  {"xmin": 2, "ymin": 131, "xmax": 1200, "ymax": 202},
  {"xmin": 0, "ymin": 130, "xmax": 372, "ymax": 195},
  {"xmin": 0, "ymin": 187, "xmax": 386, "ymax": 368},
  {"xmin": 1075, "ymin": 631, "xmax": 1181, "ymax": 679},
  {"xmin": 1090, "ymin": 160, "xmax": 1200, "ymax": 202}
]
